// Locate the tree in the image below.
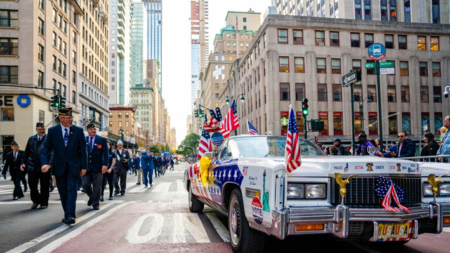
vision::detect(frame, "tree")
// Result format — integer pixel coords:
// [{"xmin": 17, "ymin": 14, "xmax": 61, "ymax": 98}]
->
[
  {"xmin": 149, "ymin": 144, "xmax": 160, "ymax": 154},
  {"xmin": 181, "ymin": 133, "xmax": 200, "ymax": 150}
]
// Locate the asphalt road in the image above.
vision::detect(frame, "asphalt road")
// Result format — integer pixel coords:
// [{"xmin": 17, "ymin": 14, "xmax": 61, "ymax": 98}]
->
[{"xmin": 0, "ymin": 163, "xmax": 449, "ymax": 253}]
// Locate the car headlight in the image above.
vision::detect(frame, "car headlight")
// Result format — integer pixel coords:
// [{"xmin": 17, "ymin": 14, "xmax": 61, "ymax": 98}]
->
[
  {"xmin": 288, "ymin": 184, "xmax": 304, "ymax": 199},
  {"xmin": 306, "ymin": 184, "xmax": 326, "ymax": 199},
  {"xmin": 440, "ymin": 183, "xmax": 450, "ymax": 196},
  {"xmin": 423, "ymin": 183, "xmax": 433, "ymax": 197}
]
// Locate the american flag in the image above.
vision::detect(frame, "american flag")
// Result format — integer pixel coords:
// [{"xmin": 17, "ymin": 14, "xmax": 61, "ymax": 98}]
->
[
  {"xmin": 198, "ymin": 115, "xmax": 212, "ymax": 159},
  {"xmin": 221, "ymin": 99, "xmax": 239, "ymax": 139},
  {"xmin": 235, "ymin": 15, "xmax": 238, "ymax": 33},
  {"xmin": 247, "ymin": 120, "xmax": 260, "ymax": 135},
  {"xmin": 204, "ymin": 109, "xmax": 221, "ymax": 132},
  {"xmin": 285, "ymin": 107, "xmax": 301, "ymax": 173}
]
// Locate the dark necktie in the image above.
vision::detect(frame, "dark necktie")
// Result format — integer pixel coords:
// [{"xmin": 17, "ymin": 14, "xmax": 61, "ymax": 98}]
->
[
  {"xmin": 38, "ymin": 136, "xmax": 41, "ymax": 142},
  {"xmin": 14, "ymin": 152, "xmax": 17, "ymax": 160},
  {"xmin": 90, "ymin": 137, "xmax": 94, "ymax": 150},
  {"xmin": 64, "ymin": 128, "xmax": 69, "ymax": 147}
]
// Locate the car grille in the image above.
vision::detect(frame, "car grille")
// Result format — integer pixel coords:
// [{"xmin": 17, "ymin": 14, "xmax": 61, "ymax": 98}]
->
[{"xmin": 331, "ymin": 177, "xmax": 422, "ymax": 208}]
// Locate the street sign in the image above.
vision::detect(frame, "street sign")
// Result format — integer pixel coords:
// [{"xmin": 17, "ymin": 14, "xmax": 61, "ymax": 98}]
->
[
  {"xmin": 423, "ymin": 120, "xmax": 429, "ymax": 132},
  {"xmin": 380, "ymin": 62, "xmax": 394, "ymax": 68},
  {"xmin": 365, "ymin": 62, "xmax": 376, "ymax": 69},
  {"xmin": 342, "ymin": 70, "xmax": 361, "ymax": 87},
  {"xmin": 368, "ymin": 43, "xmax": 386, "ymax": 60},
  {"xmin": 380, "ymin": 68, "xmax": 395, "ymax": 75}
]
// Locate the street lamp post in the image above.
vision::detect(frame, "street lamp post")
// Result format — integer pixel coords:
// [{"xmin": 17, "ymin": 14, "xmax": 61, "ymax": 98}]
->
[
  {"xmin": 356, "ymin": 96, "xmax": 372, "ymax": 133},
  {"xmin": 119, "ymin": 128, "xmax": 124, "ymax": 143},
  {"xmin": 226, "ymin": 94, "xmax": 245, "ymax": 136}
]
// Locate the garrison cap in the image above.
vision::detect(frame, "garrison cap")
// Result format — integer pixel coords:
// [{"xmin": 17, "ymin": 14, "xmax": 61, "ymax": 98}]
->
[
  {"xmin": 86, "ymin": 122, "xmax": 96, "ymax": 129},
  {"xmin": 11, "ymin": 141, "xmax": 19, "ymax": 146},
  {"xmin": 58, "ymin": 107, "xmax": 73, "ymax": 116},
  {"xmin": 36, "ymin": 122, "xmax": 45, "ymax": 128}
]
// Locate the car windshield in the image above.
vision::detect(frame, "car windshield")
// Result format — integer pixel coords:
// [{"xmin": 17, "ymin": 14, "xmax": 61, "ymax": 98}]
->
[{"xmin": 226, "ymin": 136, "xmax": 325, "ymax": 159}]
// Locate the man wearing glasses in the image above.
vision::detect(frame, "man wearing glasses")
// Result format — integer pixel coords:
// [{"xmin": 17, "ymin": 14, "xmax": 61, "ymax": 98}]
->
[
  {"xmin": 390, "ymin": 131, "xmax": 416, "ymax": 158},
  {"xmin": 437, "ymin": 116, "xmax": 450, "ymax": 162}
]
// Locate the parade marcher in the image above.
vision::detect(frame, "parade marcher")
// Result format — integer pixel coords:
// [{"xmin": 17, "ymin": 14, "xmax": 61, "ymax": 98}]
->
[
  {"xmin": 2, "ymin": 141, "xmax": 25, "ymax": 200},
  {"xmin": 390, "ymin": 131, "xmax": 416, "ymax": 158},
  {"xmin": 101, "ymin": 141, "xmax": 116, "ymax": 201},
  {"xmin": 41, "ymin": 107, "xmax": 88, "ymax": 224},
  {"xmin": 134, "ymin": 152, "xmax": 142, "ymax": 185},
  {"xmin": 355, "ymin": 132, "xmax": 384, "ymax": 157},
  {"xmin": 23, "ymin": 122, "xmax": 51, "ymax": 209},
  {"xmin": 82, "ymin": 123, "xmax": 108, "ymax": 210},
  {"xmin": 437, "ymin": 115, "xmax": 450, "ymax": 162},
  {"xmin": 154, "ymin": 152, "xmax": 160, "ymax": 178},
  {"xmin": 170, "ymin": 157, "xmax": 174, "ymax": 171},
  {"xmin": 113, "ymin": 140, "xmax": 130, "ymax": 195},
  {"xmin": 141, "ymin": 147, "xmax": 155, "ymax": 188},
  {"xmin": 159, "ymin": 154, "xmax": 166, "ymax": 175}
]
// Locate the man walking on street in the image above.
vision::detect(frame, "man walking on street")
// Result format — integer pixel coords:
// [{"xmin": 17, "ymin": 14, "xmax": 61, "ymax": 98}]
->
[
  {"xmin": 23, "ymin": 122, "xmax": 51, "ymax": 209},
  {"xmin": 2, "ymin": 141, "xmax": 25, "ymax": 200},
  {"xmin": 134, "ymin": 152, "xmax": 142, "ymax": 185},
  {"xmin": 114, "ymin": 140, "xmax": 130, "ymax": 195},
  {"xmin": 82, "ymin": 123, "xmax": 108, "ymax": 210},
  {"xmin": 141, "ymin": 146, "xmax": 155, "ymax": 188},
  {"xmin": 159, "ymin": 154, "xmax": 166, "ymax": 176},
  {"xmin": 41, "ymin": 107, "xmax": 88, "ymax": 225}
]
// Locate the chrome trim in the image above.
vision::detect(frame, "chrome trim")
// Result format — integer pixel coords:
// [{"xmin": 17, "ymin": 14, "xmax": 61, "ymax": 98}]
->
[
  {"xmin": 371, "ymin": 221, "xmax": 379, "ymax": 242},
  {"xmin": 413, "ymin": 220, "xmax": 419, "ymax": 239}
]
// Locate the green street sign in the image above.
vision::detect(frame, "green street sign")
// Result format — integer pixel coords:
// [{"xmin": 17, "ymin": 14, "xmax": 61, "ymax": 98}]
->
[
  {"xmin": 380, "ymin": 62, "xmax": 395, "ymax": 68},
  {"xmin": 365, "ymin": 63, "xmax": 376, "ymax": 69}
]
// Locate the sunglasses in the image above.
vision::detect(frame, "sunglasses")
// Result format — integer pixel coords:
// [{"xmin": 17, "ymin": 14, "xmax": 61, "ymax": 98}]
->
[{"xmin": 398, "ymin": 135, "xmax": 405, "ymax": 138}]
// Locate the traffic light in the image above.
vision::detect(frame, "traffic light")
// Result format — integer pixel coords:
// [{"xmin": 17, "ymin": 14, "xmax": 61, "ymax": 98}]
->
[
  {"xmin": 302, "ymin": 98, "xmax": 309, "ymax": 116},
  {"xmin": 50, "ymin": 95, "xmax": 60, "ymax": 108},
  {"xmin": 60, "ymin": 96, "xmax": 66, "ymax": 108},
  {"xmin": 194, "ymin": 109, "xmax": 199, "ymax": 118},
  {"xmin": 198, "ymin": 109, "xmax": 204, "ymax": 118}
]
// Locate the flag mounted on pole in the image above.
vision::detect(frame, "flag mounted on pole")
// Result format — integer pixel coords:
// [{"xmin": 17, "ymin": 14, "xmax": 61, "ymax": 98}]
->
[
  {"xmin": 247, "ymin": 121, "xmax": 260, "ymax": 135},
  {"xmin": 204, "ymin": 109, "xmax": 221, "ymax": 132},
  {"xmin": 285, "ymin": 106, "xmax": 301, "ymax": 173},
  {"xmin": 221, "ymin": 99, "xmax": 239, "ymax": 139},
  {"xmin": 198, "ymin": 115, "xmax": 212, "ymax": 159}
]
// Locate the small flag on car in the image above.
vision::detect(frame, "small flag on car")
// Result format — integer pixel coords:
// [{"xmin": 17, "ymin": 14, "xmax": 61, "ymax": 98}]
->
[
  {"xmin": 247, "ymin": 121, "xmax": 260, "ymax": 135},
  {"xmin": 285, "ymin": 106, "xmax": 301, "ymax": 173}
]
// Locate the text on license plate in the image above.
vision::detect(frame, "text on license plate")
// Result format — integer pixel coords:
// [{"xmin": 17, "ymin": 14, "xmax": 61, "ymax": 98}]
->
[{"xmin": 377, "ymin": 220, "xmax": 412, "ymax": 241}]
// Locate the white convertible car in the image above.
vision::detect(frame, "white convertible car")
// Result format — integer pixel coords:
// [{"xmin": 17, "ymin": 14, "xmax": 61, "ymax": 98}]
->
[{"xmin": 184, "ymin": 135, "xmax": 450, "ymax": 253}]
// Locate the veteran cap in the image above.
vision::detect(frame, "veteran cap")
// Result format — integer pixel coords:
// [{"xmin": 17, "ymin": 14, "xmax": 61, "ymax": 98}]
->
[
  {"xmin": 86, "ymin": 122, "xmax": 96, "ymax": 129},
  {"xmin": 36, "ymin": 122, "xmax": 45, "ymax": 128},
  {"xmin": 358, "ymin": 131, "xmax": 367, "ymax": 139},
  {"xmin": 145, "ymin": 145, "xmax": 150, "ymax": 148},
  {"xmin": 58, "ymin": 107, "xmax": 73, "ymax": 116},
  {"xmin": 11, "ymin": 141, "xmax": 19, "ymax": 146}
]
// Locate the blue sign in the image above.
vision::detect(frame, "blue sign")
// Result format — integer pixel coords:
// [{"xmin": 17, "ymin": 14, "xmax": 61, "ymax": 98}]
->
[
  {"xmin": 368, "ymin": 43, "xmax": 386, "ymax": 60},
  {"xmin": 16, "ymin": 94, "xmax": 31, "ymax": 108},
  {"xmin": 211, "ymin": 132, "xmax": 224, "ymax": 146}
]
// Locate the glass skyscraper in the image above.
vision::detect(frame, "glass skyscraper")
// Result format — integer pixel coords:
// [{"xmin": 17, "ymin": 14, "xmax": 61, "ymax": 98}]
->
[
  {"xmin": 131, "ymin": 1, "xmax": 148, "ymax": 87},
  {"xmin": 143, "ymin": 0, "xmax": 162, "ymax": 92}
]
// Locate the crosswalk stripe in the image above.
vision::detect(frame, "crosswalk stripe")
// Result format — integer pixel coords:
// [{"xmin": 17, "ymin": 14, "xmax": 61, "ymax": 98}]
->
[
  {"xmin": 444, "ymin": 228, "xmax": 450, "ymax": 233},
  {"xmin": 205, "ymin": 213, "xmax": 230, "ymax": 242},
  {"xmin": 152, "ymin": 182, "xmax": 171, "ymax": 192},
  {"xmin": 176, "ymin": 179, "xmax": 185, "ymax": 193},
  {"xmin": 128, "ymin": 185, "xmax": 148, "ymax": 193}
]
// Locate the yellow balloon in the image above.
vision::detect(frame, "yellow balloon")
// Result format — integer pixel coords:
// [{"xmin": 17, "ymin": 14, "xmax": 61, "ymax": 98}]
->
[{"xmin": 199, "ymin": 156, "xmax": 212, "ymax": 186}]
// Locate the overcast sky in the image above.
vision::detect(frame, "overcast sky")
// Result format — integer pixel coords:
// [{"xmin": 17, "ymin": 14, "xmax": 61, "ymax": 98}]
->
[{"xmin": 162, "ymin": 0, "xmax": 270, "ymax": 145}]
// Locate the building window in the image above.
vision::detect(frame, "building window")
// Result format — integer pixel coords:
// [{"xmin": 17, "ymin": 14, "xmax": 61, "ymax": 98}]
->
[
  {"xmin": 295, "ymin": 83, "xmax": 305, "ymax": 101},
  {"xmin": 404, "ymin": 0, "xmax": 411, "ymax": 22},
  {"xmin": 73, "ymin": 31, "xmax": 77, "ymax": 44},
  {"xmin": 364, "ymin": 33, "xmax": 373, "ymax": 48},
  {"xmin": 330, "ymin": 32, "xmax": 339, "ymax": 46},
  {"xmin": 435, "ymin": 113, "xmax": 443, "ymax": 134},
  {"xmin": 293, "ymin": 30, "xmax": 303, "ymax": 45},
  {"xmin": 62, "ymin": 63, "xmax": 66, "ymax": 77},
  {"xmin": 52, "ymin": 79, "xmax": 56, "ymax": 94},
  {"xmin": 432, "ymin": 62, "xmax": 441, "ymax": 77},
  {"xmin": 118, "ymin": 112, "xmax": 122, "ymax": 118},
  {"xmin": 332, "ymin": 84, "xmax": 341, "ymax": 101},
  {"xmin": 296, "ymin": 113, "xmax": 304, "ymax": 135},
  {"xmin": 353, "ymin": 85, "xmax": 362, "ymax": 101},
  {"xmin": 331, "ymin": 59, "xmax": 341, "ymax": 74},
  {"xmin": 38, "ymin": 0, "xmax": 44, "ymax": 9},
  {"xmin": 315, "ymin": 31, "xmax": 325, "ymax": 46},
  {"xmin": 52, "ymin": 56, "xmax": 57, "ymax": 70},
  {"xmin": 52, "ymin": 32, "xmax": 57, "ymax": 47},
  {"xmin": 420, "ymin": 86, "xmax": 429, "ymax": 103},
  {"xmin": 38, "ymin": 18, "xmax": 44, "ymax": 35},
  {"xmin": 400, "ymin": 62, "xmax": 408, "ymax": 76},
  {"xmin": 0, "ymin": 66, "xmax": 18, "ymax": 83},
  {"xmin": 318, "ymin": 84, "xmax": 327, "ymax": 101},
  {"xmin": 351, "ymin": 33, "xmax": 360, "ymax": 47},
  {"xmin": 433, "ymin": 86, "xmax": 442, "ymax": 102},
  {"xmin": 294, "ymin": 57, "xmax": 304, "ymax": 73},
  {"xmin": 355, "ymin": 2, "xmax": 362, "ymax": 19},
  {"xmin": 367, "ymin": 85, "xmax": 377, "ymax": 102},
  {"xmin": 278, "ymin": 29, "xmax": 288, "ymax": 43},
  {"xmin": 263, "ymin": 33, "xmax": 266, "ymax": 48},
  {"xmin": 352, "ymin": 60, "xmax": 361, "ymax": 71},
  {"xmin": 243, "ymin": 17, "xmax": 247, "ymax": 22},
  {"xmin": 39, "ymin": 110, "xmax": 44, "ymax": 123},
  {"xmin": 431, "ymin": 37, "xmax": 439, "ymax": 51},
  {"xmin": 381, "ymin": 1, "xmax": 388, "ymax": 21},
  {"xmin": 72, "ymin": 91, "xmax": 76, "ymax": 104},
  {"xmin": 1, "ymin": 108, "xmax": 14, "ymax": 121},
  {"xmin": 398, "ymin": 35, "xmax": 407, "ymax": 49},
  {"xmin": 73, "ymin": 70, "xmax": 76, "ymax": 83},
  {"xmin": 364, "ymin": 0, "xmax": 372, "ymax": 20},
  {"xmin": 38, "ymin": 70, "xmax": 44, "ymax": 87},
  {"xmin": 366, "ymin": 60, "xmax": 375, "ymax": 75},
  {"xmin": 390, "ymin": 0, "xmax": 397, "ymax": 21},
  {"xmin": 62, "ymin": 85, "xmax": 66, "ymax": 98},
  {"xmin": 318, "ymin": 112, "xmax": 328, "ymax": 136},
  {"xmin": 215, "ymin": 93, "xmax": 219, "ymax": 99},
  {"xmin": 280, "ymin": 83, "xmax": 290, "ymax": 101},
  {"xmin": 402, "ymin": 113, "xmax": 411, "ymax": 135},
  {"xmin": 0, "ymin": 10, "xmax": 18, "ymax": 27},
  {"xmin": 0, "ymin": 38, "xmax": 18, "ymax": 55},
  {"xmin": 389, "ymin": 112, "xmax": 398, "ymax": 135},
  {"xmin": 334, "ymin": 112, "xmax": 343, "ymax": 136},
  {"xmin": 419, "ymin": 62, "xmax": 427, "ymax": 76},
  {"xmin": 432, "ymin": 0, "xmax": 440, "ymax": 24},
  {"xmin": 417, "ymin": 36, "xmax": 426, "ymax": 50},
  {"xmin": 72, "ymin": 51, "xmax": 76, "ymax": 64},
  {"xmin": 385, "ymin": 34, "xmax": 393, "ymax": 49},
  {"xmin": 387, "ymin": 85, "xmax": 396, "ymax": 102},
  {"xmin": 369, "ymin": 112, "xmax": 378, "ymax": 135},
  {"xmin": 38, "ymin": 44, "xmax": 44, "ymax": 62},
  {"xmin": 401, "ymin": 86, "xmax": 410, "ymax": 102},
  {"xmin": 317, "ymin": 58, "xmax": 326, "ymax": 74},
  {"xmin": 279, "ymin": 57, "xmax": 289, "ymax": 72}
]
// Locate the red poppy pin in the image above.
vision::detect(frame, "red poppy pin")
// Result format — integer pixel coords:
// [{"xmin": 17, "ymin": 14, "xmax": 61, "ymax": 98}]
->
[{"xmin": 97, "ymin": 144, "xmax": 102, "ymax": 149}]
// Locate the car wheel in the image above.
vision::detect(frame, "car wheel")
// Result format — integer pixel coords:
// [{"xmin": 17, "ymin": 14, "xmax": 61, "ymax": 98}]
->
[
  {"xmin": 188, "ymin": 181, "xmax": 204, "ymax": 213},
  {"xmin": 228, "ymin": 188, "xmax": 265, "ymax": 253}
]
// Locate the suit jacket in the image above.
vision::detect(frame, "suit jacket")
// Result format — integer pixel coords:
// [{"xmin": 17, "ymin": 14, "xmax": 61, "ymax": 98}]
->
[
  {"xmin": 86, "ymin": 135, "xmax": 109, "ymax": 173},
  {"xmin": 114, "ymin": 149, "xmax": 130, "ymax": 175},
  {"xmin": 2, "ymin": 150, "xmax": 25, "ymax": 178},
  {"xmin": 24, "ymin": 134, "xmax": 50, "ymax": 172},
  {"xmin": 133, "ymin": 156, "xmax": 141, "ymax": 169},
  {"xmin": 41, "ymin": 125, "xmax": 88, "ymax": 177},
  {"xmin": 141, "ymin": 152, "xmax": 155, "ymax": 170}
]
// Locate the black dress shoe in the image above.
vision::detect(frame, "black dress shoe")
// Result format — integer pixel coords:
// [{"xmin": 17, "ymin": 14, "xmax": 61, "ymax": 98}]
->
[
  {"xmin": 93, "ymin": 206, "xmax": 99, "ymax": 210},
  {"xmin": 50, "ymin": 186, "xmax": 54, "ymax": 192},
  {"xmin": 136, "ymin": 183, "xmax": 141, "ymax": 185},
  {"xmin": 109, "ymin": 196, "xmax": 113, "ymax": 200},
  {"xmin": 87, "ymin": 198, "xmax": 93, "ymax": 206},
  {"xmin": 62, "ymin": 218, "xmax": 66, "ymax": 223},
  {"xmin": 100, "ymin": 195, "xmax": 104, "ymax": 202},
  {"xmin": 23, "ymin": 187, "xmax": 28, "ymax": 193},
  {"xmin": 31, "ymin": 203, "xmax": 38, "ymax": 209},
  {"xmin": 13, "ymin": 196, "xmax": 18, "ymax": 200},
  {"xmin": 114, "ymin": 192, "xmax": 119, "ymax": 196},
  {"xmin": 65, "ymin": 216, "xmax": 75, "ymax": 224},
  {"xmin": 121, "ymin": 193, "xmax": 125, "ymax": 196}
]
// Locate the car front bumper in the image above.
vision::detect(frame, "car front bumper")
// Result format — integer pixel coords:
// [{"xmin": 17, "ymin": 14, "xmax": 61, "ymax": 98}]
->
[{"xmin": 268, "ymin": 202, "xmax": 450, "ymax": 240}]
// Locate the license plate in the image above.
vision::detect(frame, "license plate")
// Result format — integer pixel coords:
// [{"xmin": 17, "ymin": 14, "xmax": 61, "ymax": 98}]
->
[{"xmin": 377, "ymin": 220, "xmax": 412, "ymax": 241}]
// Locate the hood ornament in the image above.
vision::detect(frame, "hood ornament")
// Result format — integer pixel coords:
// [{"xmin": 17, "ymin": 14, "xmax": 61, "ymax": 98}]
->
[
  {"xmin": 428, "ymin": 174, "xmax": 447, "ymax": 202},
  {"xmin": 335, "ymin": 173, "xmax": 358, "ymax": 205}
]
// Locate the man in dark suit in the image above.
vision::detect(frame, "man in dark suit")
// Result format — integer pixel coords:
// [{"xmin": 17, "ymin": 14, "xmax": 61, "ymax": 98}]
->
[
  {"xmin": 141, "ymin": 146, "xmax": 155, "ymax": 187},
  {"xmin": 41, "ymin": 108, "xmax": 88, "ymax": 225},
  {"xmin": 82, "ymin": 123, "xmax": 108, "ymax": 210},
  {"xmin": 114, "ymin": 140, "xmax": 130, "ymax": 195},
  {"xmin": 2, "ymin": 141, "xmax": 25, "ymax": 200},
  {"xmin": 22, "ymin": 122, "xmax": 51, "ymax": 209}
]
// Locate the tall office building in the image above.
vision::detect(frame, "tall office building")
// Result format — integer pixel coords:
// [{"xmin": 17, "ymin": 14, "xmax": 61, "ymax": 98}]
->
[
  {"xmin": 130, "ymin": 1, "xmax": 148, "ymax": 87},
  {"xmin": 271, "ymin": 0, "xmax": 449, "ymax": 24},
  {"xmin": 109, "ymin": 0, "xmax": 132, "ymax": 106},
  {"xmin": 143, "ymin": 0, "xmax": 162, "ymax": 92}
]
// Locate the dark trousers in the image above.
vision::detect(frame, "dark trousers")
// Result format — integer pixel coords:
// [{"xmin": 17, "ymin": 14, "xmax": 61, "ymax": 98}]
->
[
  {"xmin": 114, "ymin": 171, "xmax": 127, "ymax": 194},
  {"xmin": 102, "ymin": 171, "xmax": 114, "ymax": 197},
  {"xmin": 55, "ymin": 165, "xmax": 79, "ymax": 218},
  {"xmin": 12, "ymin": 175, "xmax": 25, "ymax": 198},
  {"xmin": 21, "ymin": 173, "xmax": 27, "ymax": 188},
  {"xmin": 154, "ymin": 166, "xmax": 160, "ymax": 177},
  {"xmin": 143, "ymin": 168, "xmax": 153, "ymax": 186},
  {"xmin": 28, "ymin": 170, "xmax": 50, "ymax": 206},
  {"xmin": 81, "ymin": 172, "xmax": 103, "ymax": 208}
]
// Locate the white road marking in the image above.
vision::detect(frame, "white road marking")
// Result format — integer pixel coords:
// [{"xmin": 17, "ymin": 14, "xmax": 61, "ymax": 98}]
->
[
  {"xmin": 172, "ymin": 213, "xmax": 186, "ymax": 243},
  {"xmin": 205, "ymin": 213, "xmax": 230, "ymax": 242},
  {"xmin": 176, "ymin": 179, "xmax": 185, "ymax": 193},
  {"xmin": 126, "ymin": 213, "xmax": 164, "ymax": 244},
  {"xmin": 180, "ymin": 213, "xmax": 210, "ymax": 243},
  {"xmin": 5, "ymin": 201, "xmax": 122, "ymax": 253},
  {"xmin": 128, "ymin": 185, "xmax": 148, "ymax": 193},
  {"xmin": 152, "ymin": 182, "xmax": 171, "ymax": 192},
  {"xmin": 36, "ymin": 201, "xmax": 131, "ymax": 253},
  {"xmin": 0, "ymin": 200, "xmax": 87, "ymax": 205},
  {"xmin": 444, "ymin": 228, "xmax": 450, "ymax": 233}
]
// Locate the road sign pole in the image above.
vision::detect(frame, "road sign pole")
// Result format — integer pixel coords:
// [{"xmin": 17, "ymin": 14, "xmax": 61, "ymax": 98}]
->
[
  {"xmin": 304, "ymin": 115, "xmax": 307, "ymax": 139},
  {"xmin": 376, "ymin": 60, "xmax": 384, "ymax": 151},
  {"xmin": 350, "ymin": 82, "xmax": 355, "ymax": 155}
]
